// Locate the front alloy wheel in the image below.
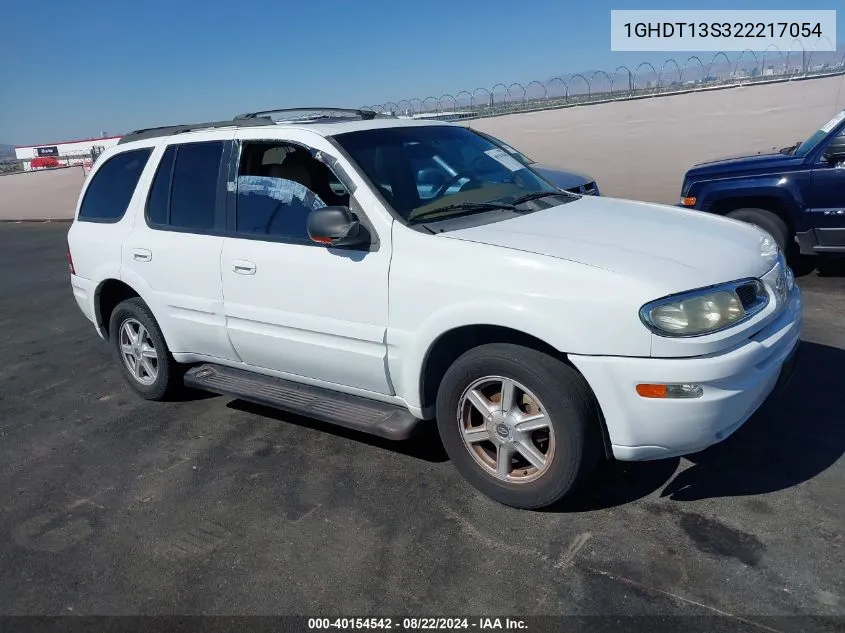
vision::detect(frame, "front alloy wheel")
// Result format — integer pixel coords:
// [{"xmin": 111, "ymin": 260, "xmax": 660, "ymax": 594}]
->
[
  {"xmin": 458, "ymin": 376, "xmax": 555, "ymax": 483},
  {"xmin": 436, "ymin": 343, "xmax": 601, "ymax": 509}
]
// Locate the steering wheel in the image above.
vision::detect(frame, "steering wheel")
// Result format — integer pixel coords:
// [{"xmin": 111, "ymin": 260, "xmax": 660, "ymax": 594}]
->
[{"xmin": 433, "ymin": 170, "xmax": 476, "ymax": 199}]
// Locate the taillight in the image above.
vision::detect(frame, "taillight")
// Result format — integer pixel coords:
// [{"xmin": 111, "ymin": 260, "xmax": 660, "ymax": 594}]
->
[{"xmin": 67, "ymin": 249, "xmax": 76, "ymax": 275}]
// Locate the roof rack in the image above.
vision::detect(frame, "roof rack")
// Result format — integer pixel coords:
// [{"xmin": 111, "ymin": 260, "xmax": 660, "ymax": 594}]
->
[
  {"xmin": 118, "ymin": 107, "xmax": 398, "ymax": 145},
  {"xmin": 234, "ymin": 107, "xmax": 389, "ymax": 122},
  {"xmin": 118, "ymin": 117, "xmax": 275, "ymax": 145}
]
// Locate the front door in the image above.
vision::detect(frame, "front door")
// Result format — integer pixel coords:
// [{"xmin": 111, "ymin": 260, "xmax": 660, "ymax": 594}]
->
[{"xmin": 219, "ymin": 129, "xmax": 393, "ymax": 395}]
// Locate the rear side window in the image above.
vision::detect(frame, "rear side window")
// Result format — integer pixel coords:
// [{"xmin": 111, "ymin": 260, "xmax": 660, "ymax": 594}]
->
[
  {"xmin": 145, "ymin": 141, "xmax": 223, "ymax": 231},
  {"xmin": 146, "ymin": 146, "xmax": 176, "ymax": 225},
  {"xmin": 78, "ymin": 148, "xmax": 152, "ymax": 222}
]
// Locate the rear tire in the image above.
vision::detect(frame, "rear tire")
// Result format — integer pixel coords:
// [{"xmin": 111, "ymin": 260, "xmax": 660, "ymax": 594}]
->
[
  {"xmin": 435, "ymin": 343, "xmax": 601, "ymax": 509},
  {"xmin": 109, "ymin": 297, "xmax": 182, "ymax": 401},
  {"xmin": 726, "ymin": 208, "xmax": 790, "ymax": 253}
]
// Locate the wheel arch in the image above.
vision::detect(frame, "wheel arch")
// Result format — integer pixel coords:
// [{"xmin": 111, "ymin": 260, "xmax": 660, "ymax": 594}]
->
[
  {"xmin": 708, "ymin": 195, "xmax": 795, "ymax": 235},
  {"xmin": 94, "ymin": 274, "xmax": 169, "ymax": 348},
  {"xmin": 698, "ymin": 176, "xmax": 805, "ymax": 233},
  {"xmin": 416, "ymin": 323, "xmax": 613, "ymax": 460},
  {"xmin": 94, "ymin": 278, "xmax": 140, "ymax": 339}
]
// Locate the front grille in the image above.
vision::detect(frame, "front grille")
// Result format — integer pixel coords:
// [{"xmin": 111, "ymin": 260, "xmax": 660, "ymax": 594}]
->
[
  {"xmin": 566, "ymin": 182, "xmax": 599, "ymax": 196},
  {"xmin": 735, "ymin": 282, "xmax": 759, "ymax": 309}
]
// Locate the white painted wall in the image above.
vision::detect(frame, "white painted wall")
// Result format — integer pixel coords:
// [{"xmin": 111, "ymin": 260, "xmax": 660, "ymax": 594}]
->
[
  {"xmin": 14, "ymin": 137, "xmax": 122, "ymax": 171},
  {"xmin": 14, "ymin": 137, "xmax": 121, "ymax": 160},
  {"xmin": 466, "ymin": 75, "xmax": 845, "ymax": 204},
  {"xmin": 2, "ymin": 74, "xmax": 844, "ymax": 219}
]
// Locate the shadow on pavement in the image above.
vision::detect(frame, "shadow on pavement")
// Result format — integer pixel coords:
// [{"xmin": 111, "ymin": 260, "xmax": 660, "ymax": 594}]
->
[
  {"xmin": 168, "ymin": 386, "xmax": 220, "ymax": 402},
  {"xmin": 222, "ymin": 341, "xmax": 841, "ymax": 508},
  {"xmin": 816, "ymin": 256, "xmax": 845, "ymax": 278},
  {"xmin": 791, "ymin": 254, "xmax": 845, "ymax": 278},
  {"xmin": 549, "ymin": 341, "xmax": 843, "ymax": 511},
  {"xmin": 549, "ymin": 457, "xmax": 683, "ymax": 513},
  {"xmin": 226, "ymin": 399, "xmax": 449, "ymax": 463},
  {"xmin": 660, "ymin": 341, "xmax": 844, "ymax": 501}
]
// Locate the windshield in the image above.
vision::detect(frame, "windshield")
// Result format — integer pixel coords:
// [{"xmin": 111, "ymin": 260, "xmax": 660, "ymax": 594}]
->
[
  {"xmin": 795, "ymin": 109, "xmax": 845, "ymax": 156},
  {"xmin": 471, "ymin": 130, "xmax": 536, "ymax": 165},
  {"xmin": 332, "ymin": 125, "xmax": 559, "ymax": 222}
]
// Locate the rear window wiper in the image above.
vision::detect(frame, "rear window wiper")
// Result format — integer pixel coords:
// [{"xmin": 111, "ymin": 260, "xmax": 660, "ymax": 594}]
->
[{"xmin": 408, "ymin": 201, "xmax": 515, "ymax": 223}]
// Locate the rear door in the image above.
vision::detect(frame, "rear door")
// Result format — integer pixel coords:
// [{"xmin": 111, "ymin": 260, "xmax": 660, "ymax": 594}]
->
[
  {"xmin": 122, "ymin": 134, "xmax": 240, "ymax": 360},
  {"xmin": 69, "ymin": 147, "xmax": 154, "ymax": 281},
  {"xmin": 808, "ymin": 126, "xmax": 845, "ymax": 249},
  {"xmin": 68, "ymin": 147, "xmax": 155, "ymax": 327}
]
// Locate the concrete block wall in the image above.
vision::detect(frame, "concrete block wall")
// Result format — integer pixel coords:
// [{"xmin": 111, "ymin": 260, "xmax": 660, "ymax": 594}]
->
[{"xmin": 467, "ymin": 75, "xmax": 845, "ymax": 204}]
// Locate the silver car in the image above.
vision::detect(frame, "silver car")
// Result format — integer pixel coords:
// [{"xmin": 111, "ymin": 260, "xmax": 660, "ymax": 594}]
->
[{"xmin": 472, "ymin": 129, "xmax": 600, "ymax": 196}]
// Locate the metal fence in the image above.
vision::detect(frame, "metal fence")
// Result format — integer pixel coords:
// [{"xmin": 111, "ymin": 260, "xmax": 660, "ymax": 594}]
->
[{"xmin": 362, "ymin": 43, "xmax": 845, "ymax": 120}]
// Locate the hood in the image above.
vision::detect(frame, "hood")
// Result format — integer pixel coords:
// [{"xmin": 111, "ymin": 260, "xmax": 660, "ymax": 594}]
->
[
  {"xmin": 439, "ymin": 196, "xmax": 778, "ymax": 294},
  {"xmin": 532, "ymin": 164, "xmax": 594, "ymax": 190},
  {"xmin": 687, "ymin": 151, "xmax": 803, "ymax": 177}
]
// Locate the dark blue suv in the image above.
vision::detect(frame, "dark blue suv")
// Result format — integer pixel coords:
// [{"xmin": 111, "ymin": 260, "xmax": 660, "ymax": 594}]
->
[{"xmin": 679, "ymin": 110, "xmax": 845, "ymax": 261}]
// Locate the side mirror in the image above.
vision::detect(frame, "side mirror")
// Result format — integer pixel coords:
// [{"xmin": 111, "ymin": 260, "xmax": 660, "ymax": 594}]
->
[
  {"xmin": 822, "ymin": 135, "xmax": 845, "ymax": 163},
  {"xmin": 307, "ymin": 206, "xmax": 367, "ymax": 247}
]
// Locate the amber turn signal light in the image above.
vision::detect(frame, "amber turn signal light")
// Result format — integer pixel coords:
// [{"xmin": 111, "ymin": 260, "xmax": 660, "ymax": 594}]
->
[{"xmin": 636, "ymin": 383, "xmax": 703, "ymax": 399}]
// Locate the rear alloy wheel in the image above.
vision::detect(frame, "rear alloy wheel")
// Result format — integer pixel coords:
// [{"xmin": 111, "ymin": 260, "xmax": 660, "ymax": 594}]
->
[
  {"xmin": 436, "ymin": 343, "xmax": 601, "ymax": 509},
  {"xmin": 109, "ymin": 297, "xmax": 182, "ymax": 401},
  {"xmin": 118, "ymin": 318, "xmax": 158, "ymax": 386}
]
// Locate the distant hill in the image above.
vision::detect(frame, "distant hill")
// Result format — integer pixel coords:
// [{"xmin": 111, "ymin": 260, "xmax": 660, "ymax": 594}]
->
[{"xmin": 0, "ymin": 144, "xmax": 15, "ymax": 157}]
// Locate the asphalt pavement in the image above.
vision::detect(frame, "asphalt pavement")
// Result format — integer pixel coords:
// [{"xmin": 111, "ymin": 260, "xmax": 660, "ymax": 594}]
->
[{"xmin": 0, "ymin": 223, "xmax": 843, "ymax": 627}]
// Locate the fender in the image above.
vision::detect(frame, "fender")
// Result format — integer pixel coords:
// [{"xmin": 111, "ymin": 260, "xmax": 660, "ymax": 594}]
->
[
  {"xmin": 694, "ymin": 175, "xmax": 810, "ymax": 232},
  {"xmin": 109, "ymin": 266, "xmax": 177, "ymax": 349},
  {"xmin": 87, "ymin": 260, "xmax": 125, "ymax": 337},
  {"xmin": 389, "ymin": 300, "xmax": 649, "ymax": 414}
]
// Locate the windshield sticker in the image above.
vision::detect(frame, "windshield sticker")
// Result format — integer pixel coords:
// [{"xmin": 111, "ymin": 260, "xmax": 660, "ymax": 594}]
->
[
  {"xmin": 820, "ymin": 110, "xmax": 845, "ymax": 134},
  {"xmin": 485, "ymin": 148, "xmax": 525, "ymax": 172}
]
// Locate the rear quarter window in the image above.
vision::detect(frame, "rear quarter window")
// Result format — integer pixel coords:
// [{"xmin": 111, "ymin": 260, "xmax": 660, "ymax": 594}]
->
[{"xmin": 78, "ymin": 148, "xmax": 152, "ymax": 222}]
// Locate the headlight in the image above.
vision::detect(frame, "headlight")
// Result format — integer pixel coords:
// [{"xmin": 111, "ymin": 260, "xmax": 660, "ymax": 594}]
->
[{"xmin": 640, "ymin": 279, "xmax": 768, "ymax": 337}]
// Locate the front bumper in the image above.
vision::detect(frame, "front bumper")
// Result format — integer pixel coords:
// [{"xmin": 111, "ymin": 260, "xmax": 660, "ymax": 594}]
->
[{"xmin": 569, "ymin": 287, "xmax": 803, "ymax": 461}]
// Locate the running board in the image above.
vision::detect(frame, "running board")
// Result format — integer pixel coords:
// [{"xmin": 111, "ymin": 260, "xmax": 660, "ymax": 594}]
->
[{"xmin": 184, "ymin": 364, "xmax": 422, "ymax": 440}]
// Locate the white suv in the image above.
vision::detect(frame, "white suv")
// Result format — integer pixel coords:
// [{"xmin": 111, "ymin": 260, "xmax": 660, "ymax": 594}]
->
[{"xmin": 68, "ymin": 108, "xmax": 803, "ymax": 509}]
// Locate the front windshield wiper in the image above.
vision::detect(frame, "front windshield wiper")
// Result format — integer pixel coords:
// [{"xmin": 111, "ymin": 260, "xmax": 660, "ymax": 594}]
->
[
  {"xmin": 779, "ymin": 141, "xmax": 800, "ymax": 155},
  {"xmin": 509, "ymin": 191, "xmax": 570, "ymax": 206},
  {"xmin": 408, "ymin": 201, "xmax": 515, "ymax": 223}
]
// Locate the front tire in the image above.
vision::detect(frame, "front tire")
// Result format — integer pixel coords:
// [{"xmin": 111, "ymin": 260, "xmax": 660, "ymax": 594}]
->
[
  {"xmin": 109, "ymin": 297, "xmax": 182, "ymax": 401},
  {"xmin": 435, "ymin": 343, "xmax": 601, "ymax": 509},
  {"xmin": 726, "ymin": 208, "xmax": 790, "ymax": 253}
]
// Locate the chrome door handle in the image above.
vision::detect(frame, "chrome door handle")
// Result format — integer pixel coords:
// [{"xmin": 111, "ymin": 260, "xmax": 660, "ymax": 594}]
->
[
  {"xmin": 132, "ymin": 248, "xmax": 152, "ymax": 262},
  {"xmin": 232, "ymin": 259, "xmax": 256, "ymax": 275}
]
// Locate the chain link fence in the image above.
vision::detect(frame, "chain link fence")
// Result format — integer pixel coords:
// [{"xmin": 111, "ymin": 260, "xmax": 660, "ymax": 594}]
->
[{"xmin": 362, "ymin": 44, "xmax": 845, "ymax": 120}]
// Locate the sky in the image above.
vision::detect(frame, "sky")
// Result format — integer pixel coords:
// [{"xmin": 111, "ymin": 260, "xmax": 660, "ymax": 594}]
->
[{"xmin": 1, "ymin": 0, "xmax": 842, "ymax": 145}]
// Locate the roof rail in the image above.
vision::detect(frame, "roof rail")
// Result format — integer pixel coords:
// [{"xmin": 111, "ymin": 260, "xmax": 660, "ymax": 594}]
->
[
  {"xmin": 234, "ymin": 107, "xmax": 384, "ymax": 121},
  {"xmin": 118, "ymin": 117, "xmax": 275, "ymax": 145}
]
